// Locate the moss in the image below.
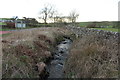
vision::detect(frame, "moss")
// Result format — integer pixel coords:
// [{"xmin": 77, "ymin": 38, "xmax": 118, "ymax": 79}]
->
[
  {"xmin": 66, "ymin": 72, "xmax": 76, "ymax": 78},
  {"xmin": 55, "ymin": 35, "xmax": 65, "ymax": 44},
  {"xmin": 106, "ymin": 70, "xmax": 118, "ymax": 77}
]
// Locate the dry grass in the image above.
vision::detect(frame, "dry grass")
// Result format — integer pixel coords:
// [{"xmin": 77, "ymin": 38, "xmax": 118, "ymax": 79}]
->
[
  {"xmin": 1, "ymin": 27, "xmax": 72, "ymax": 78},
  {"xmin": 64, "ymin": 33, "xmax": 119, "ymax": 78}
]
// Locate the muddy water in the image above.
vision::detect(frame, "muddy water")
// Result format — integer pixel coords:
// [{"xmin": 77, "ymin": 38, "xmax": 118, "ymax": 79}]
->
[{"xmin": 46, "ymin": 39, "xmax": 72, "ymax": 78}]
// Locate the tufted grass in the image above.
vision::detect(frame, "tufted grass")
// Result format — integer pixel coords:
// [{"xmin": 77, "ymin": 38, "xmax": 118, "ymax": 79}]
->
[
  {"xmin": 2, "ymin": 27, "xmax": 72, "ymax": 78},
  {"xmin": 64, "ymin": 30, "xmax": 119, "ymax": 78},
  {"xmin": 0, "ymin": 22, "xmax": 6, "ymax": 25}
]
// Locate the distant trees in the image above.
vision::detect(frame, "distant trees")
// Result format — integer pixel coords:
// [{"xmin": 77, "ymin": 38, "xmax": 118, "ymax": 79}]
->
[
  {"xmin": 53, "ymin": 10, "xmax": 79, "ymax": 24},
  {"xmin": 39, "ymin": 4, "xmax": 57, "ymax": 24},
  {"xmin": 39, "ymin": 4, "xmax": 79, "ymax": 25},
  {"xmin": 23, "ymin": 17, "xmax": 38, "ymax": 24},
  {"xmin": 112, "ymin": 21, "xmax": 120, "ymax": 28},
  {"xmin": 68, "ymin": 10, "xmax": 79, "ymax": 23},
  {"xmin": 53, "ymin": 16, "xmax": 69, "ymax": 23},
  {"xmin": 23, "ymin": 17, "xmax": 39, "ymax": 27}
]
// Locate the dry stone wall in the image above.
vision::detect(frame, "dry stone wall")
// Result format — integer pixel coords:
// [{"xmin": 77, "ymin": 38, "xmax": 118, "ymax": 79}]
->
[
  {"xmin": 65, "ymin": 26, "xmax": 120, "ymax": 78},
  {"xmin": 66, "ymin": 26, "xmax": 119, "ymax": 41}
]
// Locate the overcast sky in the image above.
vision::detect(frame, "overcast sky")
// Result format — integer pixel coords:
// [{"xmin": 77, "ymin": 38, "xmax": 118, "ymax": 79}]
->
[{"xmin": 0, "ymin": 0, "xmax": 119, "ymax": 22}]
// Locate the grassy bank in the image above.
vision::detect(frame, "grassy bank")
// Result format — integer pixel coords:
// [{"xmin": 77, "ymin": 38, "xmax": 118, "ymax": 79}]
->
[
  {"xmin": 2, "ymin": 27, "xmax": 72, "ymax": 78},
  {"xmin": 64, "ymin": 28, "xmax": 119, "ymax": 78}
]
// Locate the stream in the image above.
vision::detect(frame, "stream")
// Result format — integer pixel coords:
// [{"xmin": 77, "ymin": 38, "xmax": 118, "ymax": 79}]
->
[{"xmin": 45, "ymin": 38, "xmax": 72, "ymax": 78}]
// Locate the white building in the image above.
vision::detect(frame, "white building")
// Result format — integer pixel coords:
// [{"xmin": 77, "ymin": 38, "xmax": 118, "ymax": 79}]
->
[{"xmin": 15, "ymin": 20, "xmax": 26, "ymax": 28}]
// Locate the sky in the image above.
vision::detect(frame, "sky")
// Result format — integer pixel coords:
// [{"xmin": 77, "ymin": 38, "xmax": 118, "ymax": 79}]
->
[{"xmin": 0, "ymin": 0, "xmax": 119, "ymax": 22}]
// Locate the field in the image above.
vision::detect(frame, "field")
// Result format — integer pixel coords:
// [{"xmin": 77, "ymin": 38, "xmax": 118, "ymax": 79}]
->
[
  {"xmin": 91, "ymin": 28, "xmax": 119, "ymax": 32},
  {"xmin": 0, "ymin": 28, "xmax": 13, "ymax": 31},
  {"xmin": 79, "ymin": 21, "xmax": 118, "ymax": 27},
  {"xmin": 0, "ymin": 22, "xmax": 6, "ymax": 25},
  {"xmin": 78, "ymin": 21, "xmax": 119, "ymax": 33}
]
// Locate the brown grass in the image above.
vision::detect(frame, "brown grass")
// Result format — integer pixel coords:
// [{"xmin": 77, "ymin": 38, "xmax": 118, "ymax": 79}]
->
[
  {"xmin": 1, "ymin": 27, "xmax": 72, "ymax": 78},
  {"xmin": 64, "ymin": 33, "xmax": 119, "ymax": 78}
]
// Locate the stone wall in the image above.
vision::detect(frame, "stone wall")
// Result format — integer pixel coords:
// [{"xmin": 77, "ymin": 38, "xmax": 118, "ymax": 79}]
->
[
  {"xmin": 65, "ymin": 26, "xmax": 120, "ymax": 78},
  {"xmin": 66, "ymin": 26, "xmax": 119, "ymax": 41}
]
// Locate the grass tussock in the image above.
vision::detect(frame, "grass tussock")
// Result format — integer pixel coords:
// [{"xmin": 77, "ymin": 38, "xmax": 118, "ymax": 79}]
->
[
  {"xmin": 2, "ymin": 27, "xmax": 72, "ymax": 78},
  {"xmin": 64, "ymin": 34, "xmax": 119, "ymax": 78}
]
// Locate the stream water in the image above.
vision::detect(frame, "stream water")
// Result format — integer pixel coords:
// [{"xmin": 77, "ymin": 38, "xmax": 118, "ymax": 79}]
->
[{"xmin": 46, "ymin": 38, "xmax": 72, "ymax": 78}]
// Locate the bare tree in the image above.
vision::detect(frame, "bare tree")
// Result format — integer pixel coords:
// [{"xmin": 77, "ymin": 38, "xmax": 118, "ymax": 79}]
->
[
  {"xmin": 39, "ymin": 4, "xmax": 56, "ymax": 24},
  {"xmin": 69, "ymin": 10, "xmax": 79, "ymax": 23}
]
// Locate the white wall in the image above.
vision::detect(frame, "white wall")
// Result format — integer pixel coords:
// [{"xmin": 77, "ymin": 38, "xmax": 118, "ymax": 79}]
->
[{"xmin": 15, "ymin": 23, "xmax": 26, "ymax": 28}]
